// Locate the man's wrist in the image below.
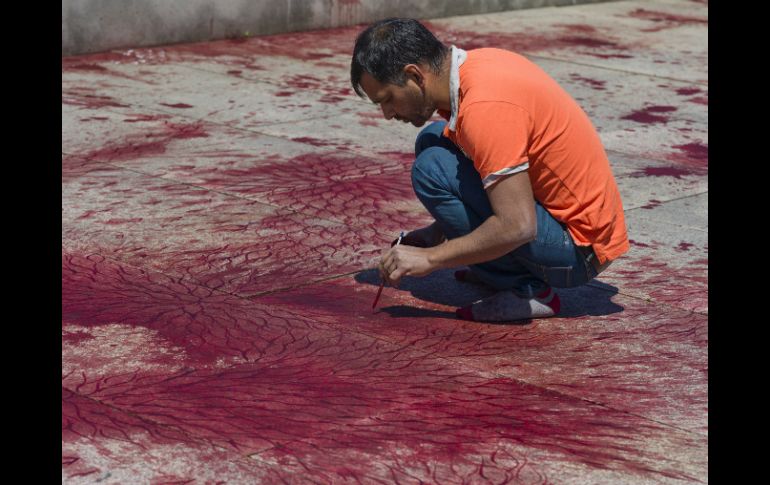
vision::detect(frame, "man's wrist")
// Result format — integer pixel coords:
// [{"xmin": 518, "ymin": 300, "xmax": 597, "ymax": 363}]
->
[{"xmin": 425, "ymin": 245, "xmax": 448, "ymax": 271}]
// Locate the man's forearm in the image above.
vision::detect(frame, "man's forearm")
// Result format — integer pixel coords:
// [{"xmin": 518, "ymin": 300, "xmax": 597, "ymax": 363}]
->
[{"xmin": 427, "ymin": 215, "xmax": 534, "ymax": 270}]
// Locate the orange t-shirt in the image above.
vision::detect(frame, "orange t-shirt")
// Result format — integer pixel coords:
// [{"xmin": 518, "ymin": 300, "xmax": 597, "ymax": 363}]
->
[{"xmin": 441, "ymin": 48, "xmax": 629, "ymax": 264}]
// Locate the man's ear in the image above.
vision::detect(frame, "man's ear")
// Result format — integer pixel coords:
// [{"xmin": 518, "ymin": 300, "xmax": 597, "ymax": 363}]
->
[{"xmin": 403, "ymin": 64, "xmax": 425, "ymax": 87}]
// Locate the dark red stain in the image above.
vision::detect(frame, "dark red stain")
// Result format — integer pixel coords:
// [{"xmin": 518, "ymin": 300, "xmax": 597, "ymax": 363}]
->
[
  {"xmin": 635, "ymin": 166, "xmax": 695, "ymax": 179},
  {"xmin": 672, "ymin": 142, "xmax": 708, "ymax": 165},
  {"xmin": 569, "ymin": 73, "xmax": 607, "ymax": 91},
  {"xmin": 587, "ymin": 53, "xmax": 634, "ymax": 59},
  {"xmin": 123, "ymin": 114, "xmax": 172, "ymax": 123},
  {"xmin": 627, "ymin": 9, "xmax": 708, "ymax": 32},
  {"xmin": 291, "ymin": 137, "xmax": 337, "ymax": 147},
  {"xmin": 274, "ymin": 91, "xmax": 294, "ymax": 97},
  {"xmin": 676, "ymin": 87, "xmax": 701, "ymax": 96},
  {"xmin": 424, "ymin": 22, "xmax": 633, "ymax": 58},
  {"xmin": 688, "ymin": 96, "xmax": 708, "ymax": 105},
  {"xmin": 63, "ymin": 92, "xmax": 130, "ymax": 109},
  {"xmin": 160, "ymin": 103, "xmax": 194, "ymax": 109},
  {"xmin": 226, "ymin": 70, "xmax": 242, "ymax": 76},
  {"xmin": 105, "ymin": 218, "xmax": 144, "ymax": 225},
  {"xmin": 641, "ymin": 199, "xmax": 662, "ymax": 210},
  {"xmin": 281, "ymin": 74, "xmax": 352, "ymax": 103},
  {"xmin": 677, "ymin": 242, "xmax": 695, "ymax": 251},
  {"xmin": 629, "ymin": 240, "xmax": 652, "ymax": 248},
  {"xmin": 621, "ymin": 105, "xmax": 677, "ymax": 124},
  {"xmin": 79, "ymin": 117, "xmax": 109, "ymax": 122},
  {"xmin": 69, "ymin": 63, "xmax": 108, "ymax": 72},
  {"xmin": 82, "ymin": 122, "xmax": 209, "ymax": 162},
  {"xmin": 62, "ymin": 330, "xmax": 94, "ymax": 344}
]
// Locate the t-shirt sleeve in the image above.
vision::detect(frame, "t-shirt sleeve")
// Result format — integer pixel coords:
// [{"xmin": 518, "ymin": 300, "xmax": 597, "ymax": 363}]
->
[{"xmin": 456, "ymin": 101, "xmax": 532, "ymax": 189}]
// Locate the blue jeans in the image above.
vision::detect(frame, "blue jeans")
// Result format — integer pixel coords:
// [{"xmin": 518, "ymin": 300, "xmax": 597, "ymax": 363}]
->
[{"xmin": 412, "ymin": 121, "xmax": 597, "ymax": 298}]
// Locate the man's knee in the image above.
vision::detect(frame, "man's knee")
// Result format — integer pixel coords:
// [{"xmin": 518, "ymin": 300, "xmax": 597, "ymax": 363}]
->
[
  {"xmin": 414, "ymin": 121, "xmax": 447, "ymax": 158},
  {"xmin": 411, "ymin": 146, "xmax": 452, "ymax": 195}
]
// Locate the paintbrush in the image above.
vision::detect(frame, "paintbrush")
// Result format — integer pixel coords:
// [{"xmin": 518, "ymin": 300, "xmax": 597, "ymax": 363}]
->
[{"xmin": 372, "ymin": 231, "xmax": 405, "ymax": 310}]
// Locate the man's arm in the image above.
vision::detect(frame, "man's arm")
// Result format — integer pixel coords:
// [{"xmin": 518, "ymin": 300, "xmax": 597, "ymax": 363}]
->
[{"xmin": 380, "ymin": 170, "xmax": 536, "ymax": 285}]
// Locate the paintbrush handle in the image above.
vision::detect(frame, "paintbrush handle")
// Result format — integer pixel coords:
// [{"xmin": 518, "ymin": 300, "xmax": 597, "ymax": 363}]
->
[{"xmin": 372, "ymin": 231, "xmax": 405, "ymax": 310}]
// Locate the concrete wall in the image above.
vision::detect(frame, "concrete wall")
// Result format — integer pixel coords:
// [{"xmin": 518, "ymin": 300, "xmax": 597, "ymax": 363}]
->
[{"xmin": 62, "ymin": 0, "xmax": 620, "ymax": 56}]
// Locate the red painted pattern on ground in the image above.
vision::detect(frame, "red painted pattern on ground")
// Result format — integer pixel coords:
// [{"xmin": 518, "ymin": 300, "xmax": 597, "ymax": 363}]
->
[{"xmin": 80, "ymin": 122, "xmax": 209, "ymax": 162}]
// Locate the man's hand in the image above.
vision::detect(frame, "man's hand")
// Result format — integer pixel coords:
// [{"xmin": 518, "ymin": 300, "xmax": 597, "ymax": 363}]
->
[{"xmin": 379, "ymin": 245, "xmax": 435, "ymax": 287}]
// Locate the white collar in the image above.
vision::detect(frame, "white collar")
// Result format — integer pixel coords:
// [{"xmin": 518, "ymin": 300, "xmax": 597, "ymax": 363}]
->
[{"xmin": 448, "ymin": 45, "xmax": 468, "ymax": 132}]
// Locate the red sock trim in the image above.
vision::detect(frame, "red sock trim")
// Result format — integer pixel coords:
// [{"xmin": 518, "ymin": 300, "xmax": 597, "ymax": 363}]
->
[
  {"xmin": 547, "ymin": 293, "xmax": 561, "ymax": 314},
  {"xmin": 456, "ymin": 306, "xmax": 475, "ymax": 321},
  {"xmin": 536, "ymin": 288, "xmax": 551, "ymax": 299}
]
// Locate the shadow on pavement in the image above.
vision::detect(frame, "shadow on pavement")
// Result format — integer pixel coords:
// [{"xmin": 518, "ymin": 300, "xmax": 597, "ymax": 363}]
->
[{"xmin": 355, "ymin": 268, "xmax": 625, "ymax": 320}]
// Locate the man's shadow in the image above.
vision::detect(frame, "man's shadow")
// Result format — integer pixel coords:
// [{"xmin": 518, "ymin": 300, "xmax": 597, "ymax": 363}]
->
[{"xmin": 355, "ymin": 268, "xmax": 624, "ymax": 324}]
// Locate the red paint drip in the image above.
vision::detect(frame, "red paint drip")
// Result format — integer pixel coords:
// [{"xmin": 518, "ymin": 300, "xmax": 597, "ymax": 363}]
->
[
  {"xmin": 69, "ymin": 63, "xmax": 108, "ymax": 72},
  {"xmin": 672, "ymin": 143, "xmax": 708, "ymax": 163},
  {"xmin": 160, "ymin": 103, "xmax": 194, "ymax": 109},
  {"xmin": 621, "ymin": 106, "xmax": 677, "ymax": 124},
  {"xmin": 638, "ymin": 167, "xmax": 694, "ymax": 179},
  {"xmin": 569, "ymin": 73, "xmax": 606, "ymax": 90},
  {"xmin": 291, "ymin": 137, "xmax": 337, "ymax": 147},
  {"xmin": 641, "ymin": 199, "xmax": 662, "ymax": 210},
  {"xmin": 675, "ymin": 87, "xmax": 702, "ymax": 96},
  {"xmin": 629, "ymin": 240, "xmax": 652, "ymax": 248}
]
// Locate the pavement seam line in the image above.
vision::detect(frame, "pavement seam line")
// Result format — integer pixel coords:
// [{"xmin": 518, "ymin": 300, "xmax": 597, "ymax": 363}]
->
[{"xmin": 527, "ymin": 53, "xmax": 709, "ymax": 86}]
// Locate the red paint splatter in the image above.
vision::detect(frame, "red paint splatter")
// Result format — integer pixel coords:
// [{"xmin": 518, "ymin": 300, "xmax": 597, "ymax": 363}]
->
[
  {"xmin": 641, "ymin": 199, "xmax": 662, "ymax": 210},
  {"xmin": 424, "ymin": 22, "xmax": 632, "ymax": 57},
  {"xmin": 629, "ymin": 240, "xmax": 652, "ymax": 248},
  {"xmin": 105, "ymin": 218, "xmax": 144, "ymax": 225},
  {"xmin": 635, "ymin": 167, "xmax": 695, "ymax": 179},
  {"xmin": 160, "ymin": 103, "xmax": 194, "ymax": 109},
  {"xmin": 569, "ymin": 73, "xmax": 606, "ymax": 90},
  {"xmin": 688, "ymin": 96, "xmax": 708, "ymax": 105},
  {"xmin": 677, "ymin": 242, "xmax": 695, "ymax": 251},
  {"xmin": 627, "ymin": 9, "xmax": 708, "ymax": 32},
  {"xmin": 82, "ymin": 122, "xmax": 209, "ymax": 162},
  {"xmin": 291, "ymin": 137, "xmax": 337, "ymax": 147},
  {"xmin": 226, "ymin": 70, "xmax": 242, "ymax": 76},
  {"xmin": 274, "ymin": 91, "xmax": 294, "ymax": 97},
  {"xmin": 672, "ymin": 143, "xmax": 708, "ymax": 164},
  {"xmin": 621, "ymin": 106, "xmax": 677, "ymax": 124},
  {"xmin": 63, "ymin": 92, "xmax": 130, "ymax": 109},
  {"xmin": 123, "ymin": 114, "xmax": 172, "ymax": 123},
  {"xmin": 68, "ymin": 64, "xmax": 108, "ymax": 72},
  {"xmin": 676, "ymin": 87, "xmax": 701, "ymax": 96}
]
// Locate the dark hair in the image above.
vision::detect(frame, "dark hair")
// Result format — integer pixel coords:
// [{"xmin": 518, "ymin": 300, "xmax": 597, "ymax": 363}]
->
[{"xmin": 350, "ymin": 18, "xmax": 449, "ymax": 97}]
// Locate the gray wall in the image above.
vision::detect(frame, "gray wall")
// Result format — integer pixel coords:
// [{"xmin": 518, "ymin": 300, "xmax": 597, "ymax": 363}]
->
[{"xmin": 62, "ymin": 0, "xmax": 619, "ymax": 56}]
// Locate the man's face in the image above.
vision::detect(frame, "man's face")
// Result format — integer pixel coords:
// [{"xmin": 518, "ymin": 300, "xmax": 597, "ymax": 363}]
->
[{"xmin": 359, "ymin": 71, "xmax": 434, "ymax": 127}]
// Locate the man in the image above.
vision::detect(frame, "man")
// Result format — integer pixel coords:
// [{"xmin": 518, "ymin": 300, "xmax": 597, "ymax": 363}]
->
[{"xmin": 350, "ymin": 18, "xmax": 629, "ymax": 322}]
